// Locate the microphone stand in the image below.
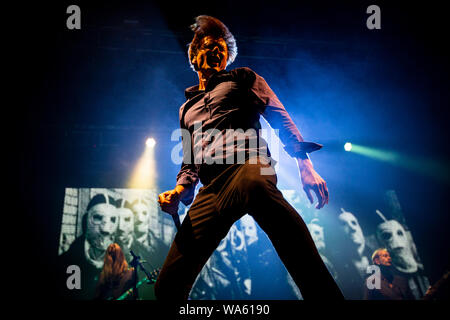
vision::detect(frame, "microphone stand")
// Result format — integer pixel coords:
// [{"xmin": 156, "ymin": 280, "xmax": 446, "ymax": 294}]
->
[
  {"xmin": 128, "ymin": 250, "xmax": 155, "ymax": 300},
  {"xmin": 129, "ymin": 252, "xmax": 140, "ymax": 300}
]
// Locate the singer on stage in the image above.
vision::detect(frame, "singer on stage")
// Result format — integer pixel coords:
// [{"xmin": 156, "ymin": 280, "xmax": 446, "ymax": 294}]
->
[{"xmin": 156, "ymin": 15, "xmax": 344, "ymax": 300}]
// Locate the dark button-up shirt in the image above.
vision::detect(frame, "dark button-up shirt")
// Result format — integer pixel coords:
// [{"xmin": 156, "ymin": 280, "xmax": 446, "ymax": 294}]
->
[
  {"xmin": 176, "ymin": 67, "xmax": 321, "ymax": 205},
  {"xmin": 364, "ymin": 273, "xmax": 415, "ymax": 300}
]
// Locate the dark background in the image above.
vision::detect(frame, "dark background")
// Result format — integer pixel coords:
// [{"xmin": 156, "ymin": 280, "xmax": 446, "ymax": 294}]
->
[{"xmin": 17, "ymin": 0, "xmax": 449, "ymax": 300}]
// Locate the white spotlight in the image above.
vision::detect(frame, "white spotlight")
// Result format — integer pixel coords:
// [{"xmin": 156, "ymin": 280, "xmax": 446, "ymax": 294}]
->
[
  {"xmin": 146, "ymin": 137, "xmax": 156, "ymax": 148},
  {"xmin": 344, "ymin": 142, "xmax": 352, "ymax": 152}
]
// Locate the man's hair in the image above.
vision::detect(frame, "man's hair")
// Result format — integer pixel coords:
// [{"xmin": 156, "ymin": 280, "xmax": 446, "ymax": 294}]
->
[
  {"xmin": 371, "ymin": 248, "xmax": 388, "ymax": 263},
  {"xmin": 188, "ymin": 15, "xmax": 237, "ymax": 71}
]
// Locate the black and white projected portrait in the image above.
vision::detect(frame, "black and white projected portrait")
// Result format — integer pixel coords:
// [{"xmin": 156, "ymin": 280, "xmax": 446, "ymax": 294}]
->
[
  {"xmin": 58, "ymin": 192, "xmax": 118, "ymax": 299},
  {"xmin": 238, "ymin": 214, "xmax": 300, "ymax": 300},
  {"xmin": 84, "ymin": 194, "xmax": 119, "ymax": 267},
  {"xmin": 57, "ymin": 188, "xmax": 175, "ymax": 300},
  {"xmin": 338, "ymin": 209, "xmax": 370, "ymax": 277},
  {"xmin": 240, "ymin": 214, "xmax": 258, "ymax": 247},
  {"xmin": 190, "ymin": 224, "xmax": 250, "ymax": 300},
  {"xmin": 115, "ymin": 199, "xmax": 135, "ymax": 261},
  {"xmin": 190, "ymin": 214, "xmax": 299, "ymax": 300},
  {"xmin": 377, "ymin": 220, "xmax": 417, "ymax": 273},
  {"xmin": 57, "ymin": 187, "xmax": 432, "ymax": 300},
  {"xmin": 131, "ymin": 198, "xmax": 151, "ymax": 247},
  {"xmin": 307, "ymin": 219, "xmax": 326, "ymax": 252},
  {"xmin": 324, "ymin": 208, "xmax": 373, "ymax": 299},
  {"xmin": 376, "ymin": 219, "xmax": 430, "ymax": 299},
  {"xmin": 306, "ymin": 219, "xmax": 337, "ymax": 280}
]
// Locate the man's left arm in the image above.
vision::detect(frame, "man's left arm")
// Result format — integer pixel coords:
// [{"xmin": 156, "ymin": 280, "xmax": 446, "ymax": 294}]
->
[
  {"xmin": 250, "ymin": 71, "xmax": 328, "ymax": 208},
  {"xmin": 296, "ymin": 157, "xmax": 329, "ymax": 209}
]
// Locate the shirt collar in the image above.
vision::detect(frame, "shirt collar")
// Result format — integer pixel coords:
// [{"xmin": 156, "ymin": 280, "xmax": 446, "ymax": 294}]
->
[
  {"xmin": 184, "ymin": 69, "xmax": 230, "ymax": 99},
  {"xmin": 184, "ymin": 85, "xmax": 202, "ymax": 99}
]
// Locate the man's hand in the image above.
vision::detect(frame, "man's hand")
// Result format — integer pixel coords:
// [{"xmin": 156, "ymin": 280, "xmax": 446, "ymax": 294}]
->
[
  {"xmin": 297, "ymin": 158, "xmax": 329, "ymax": 209},
  {"xmin": 158, "ymin": 185, "xmax": 186, "ymax": 216}
]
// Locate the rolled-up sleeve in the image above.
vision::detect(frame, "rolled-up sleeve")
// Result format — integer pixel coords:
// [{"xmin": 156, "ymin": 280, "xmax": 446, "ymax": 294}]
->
[
  {"xmin": 248, "ymin": 70, "xmax": 322, "ymax": 157},
  {"xmin": 175, "ymin": 118, "xmax": 199, "ymax": 206},
  {"xmin": 176, "ymin": 162, "xmax": 198, "ymax": 206}
]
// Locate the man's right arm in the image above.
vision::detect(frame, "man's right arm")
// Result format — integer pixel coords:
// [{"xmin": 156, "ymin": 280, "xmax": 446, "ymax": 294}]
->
[
  {"xmin": 158, "ymin": 117, "xmax": 199, "ymax": 214},
  {"xmin": 158, "ymin": 163, "xmax": 198, "ymax": 215},
  {"xmin": 174, "ymin": 137, "xmax": 199, "ymax": 206}
]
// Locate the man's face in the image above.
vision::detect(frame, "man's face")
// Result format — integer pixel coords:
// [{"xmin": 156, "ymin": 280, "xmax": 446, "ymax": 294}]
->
[
  {"xmin": 240, "ymin": 215, "xmax": 258, "ymax": 246},
  {"xmin": 375, "ymin": 250, "xmax": 392, "ymax": 267},
  {"xmin": 86, "ymin": 203, "xmax": 118, "ymax": 251},
  {"xmin": 338, "ymin": 211, "xmax": 365, "ymax": 248},
  {"xmin": 117, "ymin": 208, "xmax": 134, "ymax": 246},
  {"xmin": 132, "ymin": 203, "xmax": 149, "ymax": 236},
  {"xmin": 307, "ymin": 223, "xmax": 325, "ymax": 251},
  {"xmin": 193, "ymin": 36, "xmax": 228, "ymax": 73}
]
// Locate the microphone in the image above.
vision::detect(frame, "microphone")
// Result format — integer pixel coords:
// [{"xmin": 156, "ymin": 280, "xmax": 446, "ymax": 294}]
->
[
  {"xmin": 129, "ymin": 250, "xmax": 147, "ymax": 266},
  {"xmin": 172, "ymin": 213, "xmax": 181, "ymax": 230},
  {"xmin": 158, "ymin": 191, "xmax": 182, "ymax": 230},
  {"xmin": 130, "ymin": 250, "xmax": 140, "ymax": 260}
]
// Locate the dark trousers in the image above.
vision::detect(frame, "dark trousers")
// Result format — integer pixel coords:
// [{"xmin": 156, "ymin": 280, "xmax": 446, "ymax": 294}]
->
[{"xmin": 154, "ymin": 159, "xmax": 344, "ymax": 300}]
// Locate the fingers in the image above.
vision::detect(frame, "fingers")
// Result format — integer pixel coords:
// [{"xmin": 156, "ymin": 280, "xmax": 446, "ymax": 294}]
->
[
  {"xmin": 323, "ymin": 183, "xmax": 329, "ymax": 205},
  {"xmin": 313, "ymin": 185, "xmax": 324, "ymax": 209},
  {"xmin": 304, "ymin": 186, "xmax": 314, "ymax": 204},
  {"xmin": 315, "ymin": 182, "xmax": 329, "ymax": 209},
  {"xmin": 158, "ymin": 192, "xmax": 169, "ymax": 206},
  {"xmin": 305, "ymin": 182, "xmax": 329, "ymax": 209},
  {"xmin": 158, "ymin": 190, "xmax": 180, "ymax": 215},
  {"xmin": 158, "ymin": 191, "xmax": 173, "ymax": 204}
]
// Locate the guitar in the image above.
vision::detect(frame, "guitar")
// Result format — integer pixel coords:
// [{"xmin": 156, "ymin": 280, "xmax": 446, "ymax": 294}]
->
[{"xmin": 114, "ymin": 268, "xmax": 161, "ymax": 300}]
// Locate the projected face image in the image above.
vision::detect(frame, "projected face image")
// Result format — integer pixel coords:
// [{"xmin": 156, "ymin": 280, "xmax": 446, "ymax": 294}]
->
[
  {"xmin": 215, "ymin": 225, "xmax": 244, "ymax": 265},
  {"xmin": 376, "ymin": 220, "xmax": 417, "ymax": 273},
  {"xmin": 214, "ymin": 236, "xmax": 233, "ymax": 268},
  {"xmin": 281, "ymin": 190, "xmax": 302, "ymax": 208},
  {"xmin": 116, "ymin": 207, "xmax": 134, "ymax": 246},
  {"xmin": 230, "ymin": 225, "xmax": 245, "ymax": 252},
  {"xmin": 240, "ymin": 215, "xmax": 258, "ymax": 246},
  {"xmin": 86, "ymin": 203, "xmax": 118, "ymax": 251},
  {"xmin": 132, "ymin": 202, "xmax": 150, "ymax": 236},
  {"xmin": 339, "ymin": 211, "xmax": 365, "ymax": 251},
  {"xmin": 307, "ymin": 223, "xmax": 325, "ymax": 251}
]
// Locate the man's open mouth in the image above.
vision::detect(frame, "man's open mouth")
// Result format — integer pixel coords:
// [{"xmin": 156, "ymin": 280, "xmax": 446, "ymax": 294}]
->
[{"xmin": 207, "ymin": 55, "xmax": 221, "ymax": 65}]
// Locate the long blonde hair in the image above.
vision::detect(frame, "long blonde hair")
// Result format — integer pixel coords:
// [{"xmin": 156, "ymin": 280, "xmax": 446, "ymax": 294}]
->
[{"xmin": 98, "ymin": 243, "xmax": 130, "ymax": 286}]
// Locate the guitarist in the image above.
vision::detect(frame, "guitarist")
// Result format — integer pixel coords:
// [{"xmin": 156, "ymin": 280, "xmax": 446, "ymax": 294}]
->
[{"xmin": 94, "ymin": 243, "xmax": 136, "ymax": 300}]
